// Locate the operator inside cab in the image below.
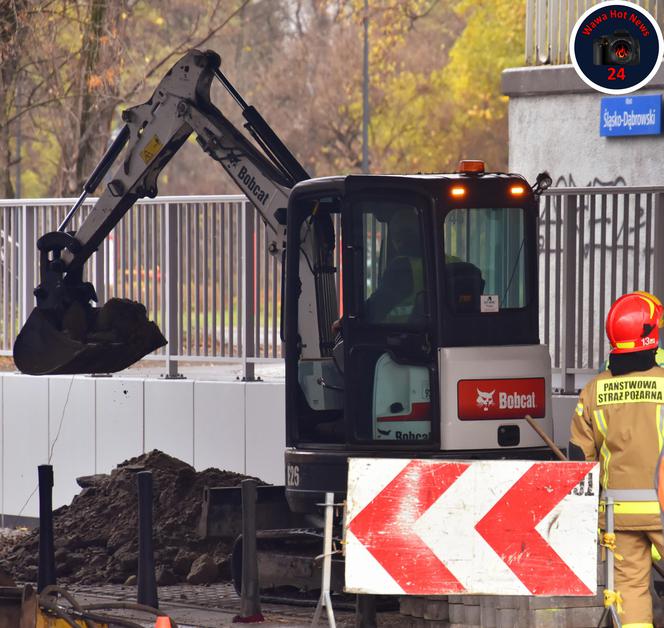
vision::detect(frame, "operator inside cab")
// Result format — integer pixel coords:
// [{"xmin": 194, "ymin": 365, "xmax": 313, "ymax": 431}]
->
[
  {"xmin": 332, "ymin": 205, "xmax": 428, "ymax": 345},
  {"xmin": 570, "ymin": 291, "xmax": 664, "ymax": 628},
  {"xmin": 365, "ymin": 207, "xmax": 425, "ymax": 325}
]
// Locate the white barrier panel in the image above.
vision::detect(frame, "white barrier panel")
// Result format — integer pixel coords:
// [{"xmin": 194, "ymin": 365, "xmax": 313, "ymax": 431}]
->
[
  {"xmin": 345, "ymin": 459, "xmax": 599, "ymax": 597},
  {"xmin": 1, "ymin": 374, "xmax": 285, "ymax": 519}
]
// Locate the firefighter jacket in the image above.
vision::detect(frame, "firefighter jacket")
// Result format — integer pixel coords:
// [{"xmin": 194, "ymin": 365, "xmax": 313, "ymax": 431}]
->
[{"xmin": 570, "ymin": 365, "xmax": 664, "ymax": 530}]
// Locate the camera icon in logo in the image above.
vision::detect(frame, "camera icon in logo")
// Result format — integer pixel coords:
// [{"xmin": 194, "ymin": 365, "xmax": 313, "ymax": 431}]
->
[{"xmin": 593, "ymin": 30, "xmax": 640, "ymax": 66}]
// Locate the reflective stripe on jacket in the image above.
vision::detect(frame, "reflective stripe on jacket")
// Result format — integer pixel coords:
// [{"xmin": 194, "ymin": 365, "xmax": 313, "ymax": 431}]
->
[{"xmin": 570, "ymin": 365, "xmax": 664, "ymax": 530}]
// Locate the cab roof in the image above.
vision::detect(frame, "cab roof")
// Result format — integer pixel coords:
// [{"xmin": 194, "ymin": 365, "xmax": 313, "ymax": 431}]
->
[{"xmin": 291, "ymin": 171, "xmax": 531, "ymax": 196}]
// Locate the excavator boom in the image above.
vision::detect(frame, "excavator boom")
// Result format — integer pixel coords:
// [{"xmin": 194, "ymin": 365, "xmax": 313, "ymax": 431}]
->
[{"xmin": 13, "ymin": 49, "xmax": 308, "ymax": 375}]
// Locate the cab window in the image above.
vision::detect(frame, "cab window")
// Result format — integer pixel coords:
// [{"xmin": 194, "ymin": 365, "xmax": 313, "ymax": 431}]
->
[
  {"xmin": 444, "ymin": 207, "xmax": 527, "ymax": 313},
  {"xmin": 355, "ymin": 199, "xmax": 427, "ymax": 326}
]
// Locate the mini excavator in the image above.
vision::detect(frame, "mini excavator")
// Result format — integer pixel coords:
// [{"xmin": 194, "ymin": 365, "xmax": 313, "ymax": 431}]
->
[{"xmin": 14, "ymin": 49, "xmax": 555, "ymax": 591}]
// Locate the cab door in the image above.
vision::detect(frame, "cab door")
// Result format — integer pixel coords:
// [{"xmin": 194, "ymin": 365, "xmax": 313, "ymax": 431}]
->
[{"xmin": 341, "ymin": 189, "xmax": 438, "ymax": 446}]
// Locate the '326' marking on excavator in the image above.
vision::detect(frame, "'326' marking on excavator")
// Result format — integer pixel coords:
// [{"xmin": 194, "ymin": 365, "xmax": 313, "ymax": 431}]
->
[{"xmin": 286, "ymin": 463, "xmax": 300, "ymax": 487}]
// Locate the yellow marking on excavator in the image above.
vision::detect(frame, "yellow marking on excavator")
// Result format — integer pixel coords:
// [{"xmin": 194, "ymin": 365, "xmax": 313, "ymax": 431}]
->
[
  {"xmin": 140, "ymin": 135, "xmax": 163, "ymax": 164},
  {"xmin": 37, "ymin": 613, "xmax": 108, "ymax": 627}
]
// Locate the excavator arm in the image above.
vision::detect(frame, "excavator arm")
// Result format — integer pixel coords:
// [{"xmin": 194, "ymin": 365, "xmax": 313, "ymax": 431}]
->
[{"xmin": 13, "ymin": 49, "xmax": 316, "ymax": 375}]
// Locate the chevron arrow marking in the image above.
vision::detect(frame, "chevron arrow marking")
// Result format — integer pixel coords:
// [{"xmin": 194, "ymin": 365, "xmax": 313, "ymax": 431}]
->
[
  {"xmin": 474, "ymin": 461, "xmax": 594, "ymax": 595},
  {"xmin": 347, "ymin": 458, "xmax": 470, "ymax": 594}
]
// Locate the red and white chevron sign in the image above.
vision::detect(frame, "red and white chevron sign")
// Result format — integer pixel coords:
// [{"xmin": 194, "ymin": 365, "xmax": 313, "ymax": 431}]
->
[{"xmin": 344, "ymin": 458, "xmax": 599, "ymax": 596}]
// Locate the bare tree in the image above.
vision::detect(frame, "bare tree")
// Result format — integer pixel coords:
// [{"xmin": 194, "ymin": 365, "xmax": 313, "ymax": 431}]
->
[{"xmin": 0, "ymin": 0, "xmax": 29, "ymax": 197}]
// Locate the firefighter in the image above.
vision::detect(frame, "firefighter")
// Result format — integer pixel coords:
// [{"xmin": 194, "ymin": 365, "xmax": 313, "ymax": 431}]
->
[{"xmin": 570, "ymin": 291, "xmax": 664, "ymax": 627}]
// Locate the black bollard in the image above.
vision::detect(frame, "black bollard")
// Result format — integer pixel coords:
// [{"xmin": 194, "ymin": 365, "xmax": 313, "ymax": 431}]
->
[
  {"xmin": 136, "ymin": 471, "xmax": 158, "ymax": 609},
  {"xmin": 37, "ymin": 465, "xmax": 56, "ymax": 593},
  {"xmin": 355, "ymin": 594, "xmax": 377, "ymax": 628},
  {"xmin": 233, "ymin": 478, "xmax": 264, "ymax": 623}
]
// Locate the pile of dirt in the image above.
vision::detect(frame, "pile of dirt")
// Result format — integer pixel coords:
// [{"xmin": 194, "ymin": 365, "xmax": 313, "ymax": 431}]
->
[{"xmin": 0, "ymin": 450, "xmax": 258, "ymax": 585}]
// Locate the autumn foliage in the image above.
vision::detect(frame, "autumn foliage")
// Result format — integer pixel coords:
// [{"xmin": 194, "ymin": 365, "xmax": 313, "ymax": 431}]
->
[{"xmin": 0, "ymin": 0, "xmax": 524, "ymax": 199}]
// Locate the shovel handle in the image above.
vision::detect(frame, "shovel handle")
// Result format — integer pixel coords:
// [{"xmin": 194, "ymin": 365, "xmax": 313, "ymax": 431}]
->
[{"xmin": 524, "ymin": 414, "xmax": 568, "ymax": 461}]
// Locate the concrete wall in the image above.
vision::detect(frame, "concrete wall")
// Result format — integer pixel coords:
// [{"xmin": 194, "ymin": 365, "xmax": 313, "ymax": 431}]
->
[
  {"xmin": 0, "ymin": 374, "xmax": 285, "ymax": 520},
  {"xmin": 503, "ymin": 64, "xmax": 664, "ymax": 187}
]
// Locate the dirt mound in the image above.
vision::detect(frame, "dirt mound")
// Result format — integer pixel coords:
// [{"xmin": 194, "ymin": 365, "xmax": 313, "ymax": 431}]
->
[{"xmin": 0, "ymin": 450, "xmax": 258, "ymax": 585}]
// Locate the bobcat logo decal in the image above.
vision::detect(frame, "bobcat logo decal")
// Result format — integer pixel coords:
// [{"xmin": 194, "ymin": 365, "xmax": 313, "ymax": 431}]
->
[{"xmin": 476, "ymin": 389, "xmax": 495, "ymax": 412}]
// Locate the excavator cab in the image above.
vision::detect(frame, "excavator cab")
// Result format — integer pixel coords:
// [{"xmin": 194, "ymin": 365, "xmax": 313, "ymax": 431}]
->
[{"xmin": 283, "ymin": 166, "xmax": 555, "ymax": 513}]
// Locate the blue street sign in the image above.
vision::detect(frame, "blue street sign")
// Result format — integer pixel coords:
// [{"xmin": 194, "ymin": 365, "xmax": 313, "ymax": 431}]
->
[{"xmin": 600, "ymin": 94, "xmax": 661, "ymax": 136}]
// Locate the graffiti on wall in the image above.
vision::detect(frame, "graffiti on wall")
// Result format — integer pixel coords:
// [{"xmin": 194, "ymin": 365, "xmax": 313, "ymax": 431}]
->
[{"xmin": 539, "ymin": 173, "xmax": 649, "ymax": 260}]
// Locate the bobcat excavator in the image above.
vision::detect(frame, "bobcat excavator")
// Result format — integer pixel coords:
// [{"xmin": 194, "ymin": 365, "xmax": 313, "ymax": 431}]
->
[{"xmin": 13, "ymin": 49, "xmax": 555, "ymax": 591}]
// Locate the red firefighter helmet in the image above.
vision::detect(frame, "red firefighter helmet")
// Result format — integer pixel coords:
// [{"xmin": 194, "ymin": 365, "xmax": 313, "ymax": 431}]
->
[{"xmin": 606, "ymin": 291, "xmax": 664, "ymax": 354}]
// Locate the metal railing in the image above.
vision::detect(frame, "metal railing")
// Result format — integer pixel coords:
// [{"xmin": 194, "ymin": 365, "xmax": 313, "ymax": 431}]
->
[
  {"xmin": 0, "ymin": 195, "xmax": 283, "ymax": 379},
  {"xmin": 539, "ymin": 185, "xmax": 664, "ymax": 392},
  {"xmin": 2, "ymin": 187, "xmax": 661, "ymax": 389},
  {"xmin": 525, "ymin": 0, "xmax": 664, "ymax": 65}
]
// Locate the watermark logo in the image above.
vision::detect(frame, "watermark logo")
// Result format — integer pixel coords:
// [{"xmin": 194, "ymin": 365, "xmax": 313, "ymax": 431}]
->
[{"xmin": 570, "ymin": 1, "xmax": 663, "ymax": 94}]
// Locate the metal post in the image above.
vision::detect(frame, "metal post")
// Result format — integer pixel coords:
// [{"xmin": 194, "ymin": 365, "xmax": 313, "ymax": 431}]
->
[
  {"xmin": 524, "ymin": 0, "xmax": 535, "ymax": 65},
  {"xmin": 536, "ymin": 0, "xmax": 550, "ymax": 64},
  {"xmin": 242, "ymin": 201, "xmax": 255, "ymax": 381},
  {"xmin": 311, "ymin": 492, "xmax": 336, "ymax": 628},
  {"xmin": 355, "ymin": 595, "xmax": 376, "ymax": 628},
  {"xmin": 137, "ymin": 471, "xmax": 158, "ymax": 609},
  {"xmin": 235, "ymin": 478, "xmax": 263, "ymax": 622},
  {"xmin": 604, "ymin": 496, "xmax": 622, "ymax": 628},
  {"xmin": 19, "ymin": 203, "xmax": 35, "ymax": 326},
  {"xmin": 164, "ymin": 202, "xmax": 180, "ymax": 378},
  {"xmin": 94, "ymin": 238, "xmax": 105, "ymax": 306},
  {"xmin": 37, "ymin": 465, "xmax": 56, "ymax": 593},
  {"xmin": 560, "ymin": 195, "xmax": 577, "ymax": 394},
  {"xmin": 362, "ymin": 0, "xmax": 370, "ymax": 174},
  {"xmin": 15, "ymin": 79, "xmax": 21, "ymax": 199}
]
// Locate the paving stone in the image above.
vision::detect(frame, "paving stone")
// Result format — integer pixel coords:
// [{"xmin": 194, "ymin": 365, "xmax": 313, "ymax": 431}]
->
[
  {"xmin": 527, "ymin": 591, "xmax": 604, "ymax": 609},
  {"xmin": 400, "ymin": 596, "xmax": 417, "ymax": 617},
  {"xmin": 530, "ymin": 608, "xmax": 567, "ymax": 628},
  {"xmin": 463, "ymin": 604, "xmax": 480, "ymax": 624},
  {"xmin": 495, "ymin": 606, "xmax": 529, "ymax": 628},
  {"xmin": 495, "ymin": 595, "xmax": 529, "ymax": 610},
  {"xmin": 424, "ymin": 600, "xmax": 449, "ymax": 621},
  {"xmin": 448, "ymin": 602, "xmax": 465, "ymax": 623},
  {"xmin": 479, "ymin": 596, "xmax": 497, "ymax": 628},
  {"xmin": 565, "ymin": 605, "xmax": 609, "ymax": 627},
  {"xmin": 410, "ymin": 595, "xmax": 432, "ymax": 618}
]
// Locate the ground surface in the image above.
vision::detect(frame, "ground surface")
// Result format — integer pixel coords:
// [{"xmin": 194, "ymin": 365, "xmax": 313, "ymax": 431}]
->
[{"xmin": 7, "ymin": 583, "xmax": 402, "ymax": 627}]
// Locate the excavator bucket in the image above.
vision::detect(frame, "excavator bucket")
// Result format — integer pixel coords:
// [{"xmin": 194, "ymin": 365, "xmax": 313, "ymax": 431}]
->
[{"xmin": 14, "ymin": 298, "xmax": 166, "ymax": 376}]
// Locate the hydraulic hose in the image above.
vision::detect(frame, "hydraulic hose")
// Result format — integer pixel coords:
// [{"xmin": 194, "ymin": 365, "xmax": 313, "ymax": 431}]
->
[{"xmin": 37, "ymin": 585, "xmax": 178, "ymax": 628}]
